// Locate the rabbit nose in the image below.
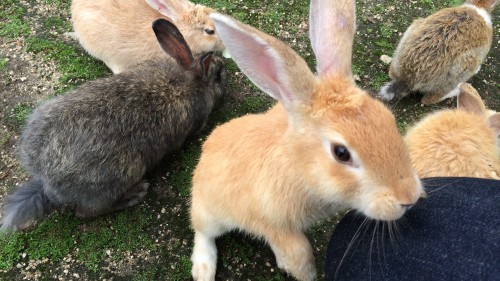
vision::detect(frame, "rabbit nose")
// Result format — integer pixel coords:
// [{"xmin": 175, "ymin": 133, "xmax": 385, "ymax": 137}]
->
[{"xmin": 401, "ymin": 204, "xmax": 414, "ymax": 210}]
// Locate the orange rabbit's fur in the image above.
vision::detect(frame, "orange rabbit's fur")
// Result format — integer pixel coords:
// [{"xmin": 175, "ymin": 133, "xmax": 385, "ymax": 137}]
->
[
  {"xmin": 190, "ymin": 1, "xmax": 423, "ymax": 280},
  {"xmin": 71, "ymin": 0, "xmax": 224, "ymax": 73},
  {"xmin": 405, "ymin": 83, "xmax": 500, "ymax": 179}
]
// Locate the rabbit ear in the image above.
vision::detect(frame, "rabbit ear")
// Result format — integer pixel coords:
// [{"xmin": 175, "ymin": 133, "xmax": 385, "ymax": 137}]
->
[
  {"xmin": 194, "ymin": 52, "xmax": 213, "ymax": 78},
  {"xmin": 145, "ymin": 0, "xmax": 193, "ymax": 21},
  {"xmin": 210, "ymin": 13, "xmax": 316, "ymax": 108},
  {"xmin": 152, "ymin": 19, "xmax": 194, "ymax": 70},
  {"xmin": 457, "ymin": 83, "xmax": 486, "ymax": 116},
  {"xmin": 488, "ymin": 113, "xmax": 500, "ymax": 138},
  {"xmin": 309, "ymin": 0, "xmax": 356, "ymax": 77}
]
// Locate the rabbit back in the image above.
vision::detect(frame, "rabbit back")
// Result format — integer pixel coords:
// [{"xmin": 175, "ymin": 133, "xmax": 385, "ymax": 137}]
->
[
  {"xmin": 392, "ymin": 6, "xmax": 492, "ymax": 92},
  {"xmin": 405, "ymin": 110, "xmax": 499, "ymax": 179},
  {"xmin": 21, "ymin": 60, "xmax": 219, "ymax": 207},
  {"xmin": 71, "ymin": 0, "xmax": 223, "ymax": 73},
  {"xmin": 405, "ymin": 83, "xmax": 499, "ymax": 179}
]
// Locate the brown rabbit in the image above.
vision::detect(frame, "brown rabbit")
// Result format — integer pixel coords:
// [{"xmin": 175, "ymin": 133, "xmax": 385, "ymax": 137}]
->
[
  {"xmin": 379, "ymin": 0, "xmax": 498, "ymax": 105},
  {"xmin": 71, "ymin": 0, "xmax": 224, "ymax": 73},
  {"xmin": 189, "ymin": 1, "xmax": 424, "ymax": 280},
  {"xmin": 405, "ymin": 83, "xmax": 500, "ymax": 179}
]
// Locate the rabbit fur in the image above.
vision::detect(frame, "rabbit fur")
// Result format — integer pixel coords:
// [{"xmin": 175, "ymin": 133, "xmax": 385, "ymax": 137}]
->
[
  {"xmin": 71, "ymin": 0, "xmax": 224, "ymax": 74},
  {"xmin": 0, "ymin": 19, "xmax": 226, "ymax": 232},
  {"xmin": 405, "ymin": 83, "xmax": 500, "ymax": 179},
  {"xmin": 189, "ymin": 1, "xmax": 424, "ymax": 280},
  {"xmin": 379, "ymin": 0, "xmax": 498, "ymax": 104}
]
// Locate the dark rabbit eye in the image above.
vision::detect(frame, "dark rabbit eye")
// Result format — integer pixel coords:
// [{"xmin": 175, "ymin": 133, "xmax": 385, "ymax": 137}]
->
[
  {"xmin": 204, "ymin": 28, "xmax": 215, "ymax": 35},
  {"xmin": 331, "ymin": 144, "xmax": 352, "ymax": 164}
]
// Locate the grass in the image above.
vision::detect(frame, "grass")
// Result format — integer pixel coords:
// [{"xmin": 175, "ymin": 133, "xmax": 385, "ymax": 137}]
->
[
  {"xmin": 0, "ymin": 207, "xmax": 154, "ymax": 273},
  {"xmin": 3, "ymin": 103, "xmax": 33, "ymax": 130},
  {"xmin": 0, "ymin": 57, "xmax": 9, "ymax": 84},
  {"xmin": 0, "ymin": 0, "xmax": 31, "ymax": 39},
  {"xmin": 25, "ymin": 36, "xmax": 109, "ymax": 89},
  {"xmin": 0, "ymin": 0, "xmax": 498, "ymax": 280}
]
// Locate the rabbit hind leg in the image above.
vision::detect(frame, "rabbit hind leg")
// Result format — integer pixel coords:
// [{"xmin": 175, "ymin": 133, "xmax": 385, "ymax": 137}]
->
[
  {"xmin": 111, "ymin": 180, "xmax": 149, "ymax": 211},
  {"xmin": 74, "ymin": 180, "xmax": 149, "ymax": 218},
  {"xmin": 421, "ymin": 86, "xmax": 460, "ymax": 105}
]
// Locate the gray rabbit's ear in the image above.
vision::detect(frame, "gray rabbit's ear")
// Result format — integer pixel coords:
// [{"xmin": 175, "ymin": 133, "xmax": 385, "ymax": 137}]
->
[
  {"xmin": 195, "ymin": 52, "xmax": 213, "ymax": 78},
  {"xmin": 152, "ymin": 18, "xmax": 194, "ymax": 70}
]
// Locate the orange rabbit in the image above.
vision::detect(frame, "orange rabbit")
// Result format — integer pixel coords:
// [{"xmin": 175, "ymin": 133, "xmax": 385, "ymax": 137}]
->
[
  {"xmin": 71, "ymin": 0, "xmax": 224, "ymax": 73},
  {"xmin": 189, "ymin": 1, "xmax": 424, "ymax": 280},
  {"xmin": 405, "ymin": 83, "xmax": 500, "ymax": 179}
]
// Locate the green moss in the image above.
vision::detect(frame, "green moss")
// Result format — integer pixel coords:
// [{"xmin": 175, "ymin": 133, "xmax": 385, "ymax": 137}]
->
[
  {"xmin": 77, "ymin": 207, "xmax": 154, "ymax": 271},
  {"xmin": 166, "ymin": 255, "xmax": 192, "ymax": 281},
  {"xmin": 43, "ymin": 0, "xmax": 71, "ymax": 9},
  {"xmin": 22, "ymin": 213, "xmax": 80, "ymax": 261},
  {"xmin": 0, "ymin": 233, "xmax": 24, "ymax": 271},
  {"xmin": 0, "ymin": 0, "xmax": 31, "ymax": 38},
  {"xmin": 4, "ymin": 103, "xmax": 33, "ymax": 129},
  {"xmin": 168, "ymin": 144, "xmax": 201, "ymax": 198},
  {"xmin": 220, "ymin": 235, "xmax": 255, "ymax": 268},
  {"xmin": 42, "ymin": 16, "xmax": 72, "ymax": 33},
  {"xmin": 25, "ymin": 36, "xmax": 109, "ymax": 88},
  {"xmin": 0, "ymin": 57, "xmax": 9, "ymax": 84},
  {"xmin": 256, "ymin": 274, "xmax": 286, "ymax": 281}
]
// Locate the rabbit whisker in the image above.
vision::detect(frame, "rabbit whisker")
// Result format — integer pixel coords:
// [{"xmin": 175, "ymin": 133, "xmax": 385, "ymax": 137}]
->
[{"xmin": 333, "ymin": 216, "xmax": 370, "ymax": 280}]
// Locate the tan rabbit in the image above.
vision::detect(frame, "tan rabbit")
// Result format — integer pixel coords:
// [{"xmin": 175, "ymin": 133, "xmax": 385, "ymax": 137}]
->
[
  {"xmin": 189, "ymin": 1, "xmax": 424, "ymax": 280},
  {"xmin": 405, "ymin": 83, "xmax": 500, "ymax": 179},
  {"xmin": 71, "ymin": 0, "xmax": 224, "ymax": 73},
  {"xmin": 379, "ymin": 0, "xmax": 498, "ymax": 105}
]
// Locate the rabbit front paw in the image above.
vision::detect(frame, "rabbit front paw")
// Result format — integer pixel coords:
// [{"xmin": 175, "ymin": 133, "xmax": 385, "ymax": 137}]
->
[
  {"xmin": 191, "ymin": 231, "xmax": 218, "ymax": 281},
  {"xmin": 268, "ymin": 232, "xmax": 317, "ymax": 281}
]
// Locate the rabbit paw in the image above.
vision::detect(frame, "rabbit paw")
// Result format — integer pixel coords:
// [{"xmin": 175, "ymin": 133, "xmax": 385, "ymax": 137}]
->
[
  {"xmin": 191, "ymin": 231, "xmax": 218, "ymax": 281},
  {"xmin": 112, "ymin": 181, "xmax": 149, "ymax": 211},
  {"xmin": 421, "ymin": 87, "xmax": 459, "ymax": 105},
  {"xmin": 268, "ymin": 232, "xmax": 316, "ymax": 281}
]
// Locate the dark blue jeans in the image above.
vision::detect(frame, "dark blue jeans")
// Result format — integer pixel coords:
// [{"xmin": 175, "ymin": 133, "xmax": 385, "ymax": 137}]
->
[{"xmin": 325, "ymin": 177, "xmax": 500, "ymax": 281}]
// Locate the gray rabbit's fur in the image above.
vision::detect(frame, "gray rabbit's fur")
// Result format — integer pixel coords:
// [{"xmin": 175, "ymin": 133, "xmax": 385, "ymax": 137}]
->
[{"xmin": 0, "ymin": 19, "xmax": 226, "ymax": 231}]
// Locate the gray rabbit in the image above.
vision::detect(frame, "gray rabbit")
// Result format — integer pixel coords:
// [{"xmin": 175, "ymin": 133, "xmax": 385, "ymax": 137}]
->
[{"xmin": 0, "ymin": 19, "xmax": 226, "ymax": 231}]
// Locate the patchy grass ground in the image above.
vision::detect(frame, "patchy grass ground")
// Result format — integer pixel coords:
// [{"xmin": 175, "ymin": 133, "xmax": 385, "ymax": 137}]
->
[{"xmin": 0, "ymin": 0, "xmax": 498, "ymax": 280}]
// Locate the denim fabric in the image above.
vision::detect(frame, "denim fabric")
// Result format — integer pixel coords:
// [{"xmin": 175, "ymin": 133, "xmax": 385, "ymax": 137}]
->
[{"xmin": 325, "ymin": 177, "xmax": 500, "ymax": 281}]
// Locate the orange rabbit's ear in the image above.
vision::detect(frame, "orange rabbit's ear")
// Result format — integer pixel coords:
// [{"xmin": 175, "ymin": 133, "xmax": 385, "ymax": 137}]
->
[
  {"xmin": 210, "ymin": 13, "xmax": 315, "ymax": 109},
  {"xmin": 488, "ymin": 113, "xmax": 500, "ymax": 137},
  {"xmin": 146, "ymin": 0, "xmax": 193, "ymax": 21},
  {"xmin": 457, "ymin": 83, "xmax": 486, "ymax": 116},
  {"xmin": 309, "ymin": 0, "xmax": 356, "ymax": 77},
  {"xmin": 466, "ymin": 0, "xmax": 499, "ymax": 12}
]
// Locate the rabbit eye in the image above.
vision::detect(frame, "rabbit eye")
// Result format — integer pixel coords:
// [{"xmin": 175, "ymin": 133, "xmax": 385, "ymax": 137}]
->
[
  {"xmin": 204, "ymin": 28, "xmax": 215, "ymax": 35},
  {"xmin": 331, "ymin": 144, "xmax": 352, "ymax": 164}
]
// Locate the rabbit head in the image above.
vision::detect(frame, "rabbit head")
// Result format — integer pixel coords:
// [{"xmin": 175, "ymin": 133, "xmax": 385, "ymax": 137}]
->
[
  {"xmin": 146, "ymin": 0, "xmax": 224, "ymax": 54},
  {"xmin": 466, "ymin": 0, "xmax": 499, "ymax": 13},
  {"xmin": 405, "ymin": 83, "xmax": 500, "ymax": 179},
  {"xmin": 150, "ymin": 18, "xmax": 226, "ymax": 135},
  {"xmin": 208, "ymin": 3, "xmax": 423, "ymax": 222},
  {"xmin": 71, "ymin": 0, "xmax": 224, "ymax": 73}
]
